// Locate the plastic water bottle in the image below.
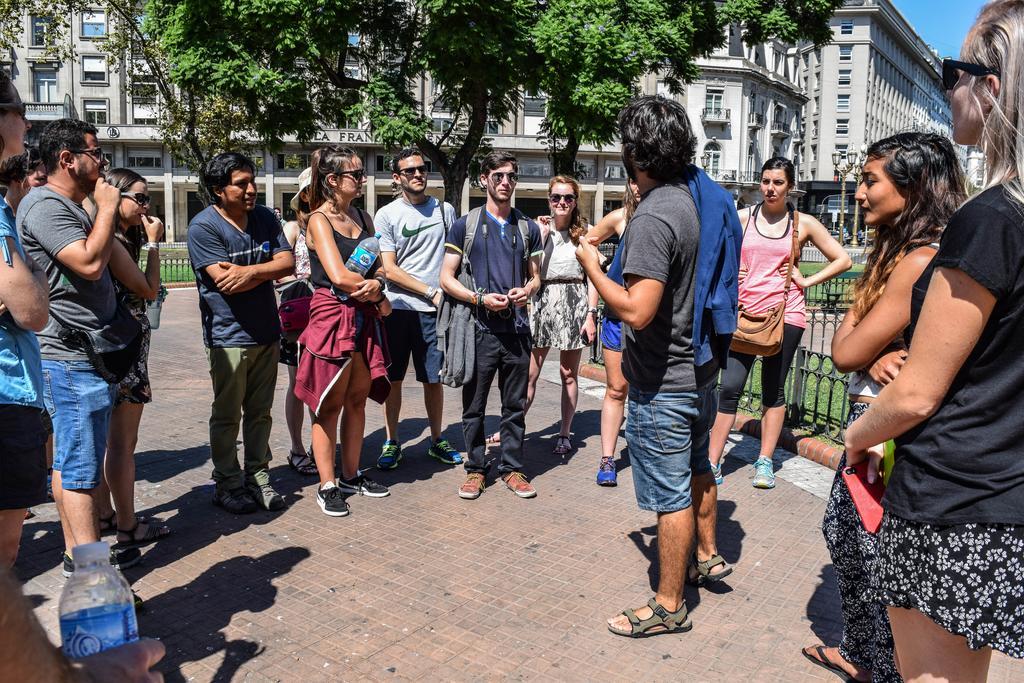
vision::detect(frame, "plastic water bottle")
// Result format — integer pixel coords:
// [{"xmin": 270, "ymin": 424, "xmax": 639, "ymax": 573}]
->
[
  {"xmin": 59, "ymin": 541, "xmax": 139, "ymax": 658},
  {"xmin": 336, "ymin": 233, "xmax": 382, "ymax": 301}
]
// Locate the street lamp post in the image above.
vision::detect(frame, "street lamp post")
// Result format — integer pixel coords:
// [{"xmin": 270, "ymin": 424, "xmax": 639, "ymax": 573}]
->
[{"xmin": 832, "ymin": 148, "xmax": 863, "ymax": 246}]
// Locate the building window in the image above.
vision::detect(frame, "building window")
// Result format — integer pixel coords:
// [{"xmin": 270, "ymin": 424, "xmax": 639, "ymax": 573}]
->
[
  {"xmin": 840, "ymin": 19, "xmax": 853, "ymax": 35},
  {"xmin": 83, "ymin": 99, "xmax": 107, "ymax": 125},
  {"xmin": 656, "ymin": 80, "xmax": 671, "ymax": 98},
  {"xmin": 839, "ymin": 46, "xmax": 852, "ymax": 62},
  {"xmin": 33, "ymin": 69, "xmax": 58, "ymax": 103},
  {"xmin": 431, "ymin": 117, "xmax": 451, "ymax": 133},
  {"xmin": 131, "ymin": 78, "xmax": 158, "ymax": 124},
  {"xmin": 705, "ymin": 89, "xmax": 723, "ymax": 111},
  {"xmin": 836, "ymin": 118, "xmax": 849, "ymax": 136},
  {"xmin": 523, "ymin": 94, "xmax": 546, "ymax": 117},
  {"xmin": 485, "ymin": 120, "xmax": 500, "ymax": 135},
  {"xmin": 277, "ymin": 153, "xmax": 311, "ymax": 170},
  {"xmin": 838, "ymin": 69, "xmax": 852, "ymax": 87},
  {"xmin": 81, "ymin": 55, "xmax": 107, "ymax": 83},
  {"xmin": 81, "ymin": 10, "xmax": 107, "ymax": 38},
  {"xmin": 604, "ymin": 162, "xmax": 628, "ymax": 180},
  {"xmin": 837, "ymin": 94, "xmax": 850, "ymax": 113},
  {"xmin": 127, "ymin": 149, "xmax": 162, "ymax": 169},
  {"xmin": 703, "ymin": 142, "xmax": 722, "ymax": 175},
  {"xmin": 30, "ymin": 16, "xmax": 50, "ymax": 47},
  {"xmin": 835, "ymin": 144, "xmax": 848, "ymax": 159},
  {"xmin": 519, "ymin": 158, "xmax": 551, "ymax": 177}
]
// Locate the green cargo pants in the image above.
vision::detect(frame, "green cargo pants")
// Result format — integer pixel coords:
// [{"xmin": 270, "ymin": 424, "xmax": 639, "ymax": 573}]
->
[{"xmin": 206, "ymin": 344, "xmax": 279, "ymax": 490}]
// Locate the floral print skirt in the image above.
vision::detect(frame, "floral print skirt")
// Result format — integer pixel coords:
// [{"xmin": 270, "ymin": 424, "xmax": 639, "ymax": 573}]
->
[
  {"xmin": 872, "ymin": 512, "xmax": 1024, "ymax": 657},
  {"xmin": 115, "ymin": 315, "xmax": 152, "ymax": 406}
]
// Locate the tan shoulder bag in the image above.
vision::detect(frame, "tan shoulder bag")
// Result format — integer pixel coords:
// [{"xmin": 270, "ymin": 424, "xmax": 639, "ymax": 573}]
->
[{"xmin": 730, "ymin": 205, "xmax": 800, "ymax": 357}]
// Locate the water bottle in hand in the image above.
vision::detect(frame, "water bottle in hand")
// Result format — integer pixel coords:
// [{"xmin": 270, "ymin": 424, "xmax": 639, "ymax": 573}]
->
[
  {"xmin": 59, "ymin": 541, "xmax": 139, "ymax": 658},
  {"xmin": 336, "ymin": 233, "xmax": 381, "ymax": 301}
]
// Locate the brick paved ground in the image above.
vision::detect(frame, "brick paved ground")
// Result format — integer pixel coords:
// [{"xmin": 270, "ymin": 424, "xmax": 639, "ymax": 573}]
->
[{"xmin": 16, "ymin": 290, "xmax": 1023, "ymax": 682}]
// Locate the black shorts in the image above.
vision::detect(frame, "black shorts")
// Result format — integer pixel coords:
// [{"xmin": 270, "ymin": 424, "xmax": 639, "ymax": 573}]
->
[
  {"xmin": 383, "ymin": 309, "xmax": 443, "ymax": 384},
  {"xmin": 0, "ymin": 404, "xmax": 48, "ymax": 510}
]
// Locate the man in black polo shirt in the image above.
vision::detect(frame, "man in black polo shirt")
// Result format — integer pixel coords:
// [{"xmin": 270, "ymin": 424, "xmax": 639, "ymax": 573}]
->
[{"xmin": 440, "ymin": 151, "xmax": 542, "ymax": 500}]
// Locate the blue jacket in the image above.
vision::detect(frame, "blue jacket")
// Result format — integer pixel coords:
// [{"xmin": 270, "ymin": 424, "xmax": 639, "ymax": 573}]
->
[{"xmin": 684, "ymin": 165, "xmax": 743, "ymax": 368}]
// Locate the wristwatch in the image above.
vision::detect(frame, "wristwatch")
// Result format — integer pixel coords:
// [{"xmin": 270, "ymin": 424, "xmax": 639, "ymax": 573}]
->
[
  {"xmin": 425, "ymin": 286, "xmax": 437, "ymax": 301},
  {"xmin": 588, "ymin": 306, "xmax": 599, "ymax": 317}
]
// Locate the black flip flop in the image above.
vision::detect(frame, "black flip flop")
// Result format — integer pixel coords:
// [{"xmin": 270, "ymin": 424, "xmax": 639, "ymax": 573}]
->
[{"xmin": 801, "ymin": 645, "xmax": 859, "ymax": 682}]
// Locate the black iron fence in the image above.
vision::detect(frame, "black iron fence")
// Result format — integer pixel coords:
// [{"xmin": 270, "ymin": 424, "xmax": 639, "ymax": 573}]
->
[{"xmin": 155, "ymin": 257, "xmax": 194, "ymax": 284}]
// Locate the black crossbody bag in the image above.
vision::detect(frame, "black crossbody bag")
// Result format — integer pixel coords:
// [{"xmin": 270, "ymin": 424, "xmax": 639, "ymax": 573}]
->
[{"xmin": 50, "ymin": 303, "xmax": 143, "ymax": 384}]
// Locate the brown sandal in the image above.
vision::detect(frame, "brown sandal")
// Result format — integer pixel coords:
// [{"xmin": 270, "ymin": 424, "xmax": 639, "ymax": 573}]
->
[{"xmin": 608, "ymin": 598, "xmax": 692, "ymax": 638}]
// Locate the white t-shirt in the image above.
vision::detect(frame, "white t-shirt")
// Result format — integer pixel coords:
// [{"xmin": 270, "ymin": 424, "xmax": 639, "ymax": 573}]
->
[{"xmin": 375, "ymin": 196, "xmax": 457, "ymax": 312}]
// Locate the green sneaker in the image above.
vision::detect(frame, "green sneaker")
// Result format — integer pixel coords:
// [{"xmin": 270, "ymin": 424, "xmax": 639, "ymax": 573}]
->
[
  {"xmin": 377, "ymin": 440, "xmax": 402, "ymax": 470},
  {"xmin": 752, "ymin": 457, "xmax": 776, "ymax": 489},
  {"xmin": 428, "ymin": 439, "xmax": 463, "ymax": 465}
]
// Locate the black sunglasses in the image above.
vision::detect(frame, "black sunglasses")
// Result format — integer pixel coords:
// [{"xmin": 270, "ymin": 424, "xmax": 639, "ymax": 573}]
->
[
  {"xmin": 0, "ymin": 102, "xmax": 26, "ymax": 118},
  {"xmin": 942, "ymin": 59, "xmax": 1000, "ymax": 91},
  {"xmin": 549, "ymin": 193, "xmax": 576, "ymax": 204},
  {"xmin": 72, "ymin": 147, "xmax": 106, "ymax": 162},
  {"xmin": 490, "ymin": 171, "xmax": 518, "ymax": 184},
  {"xmin": 333, "ymin": 169, "xmax": 366, "ymax": 182},
  {"xmin": 397, "ymin": 165, "xmax": 428, "ymax": 177},
  {"xmin": 121, "ymin": 192, "xmax": 151, "ymax": 206}
]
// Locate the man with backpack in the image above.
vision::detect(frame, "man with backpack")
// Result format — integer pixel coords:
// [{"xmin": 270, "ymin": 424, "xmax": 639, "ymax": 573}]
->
[{"xmin": 439, "ymin": 151, "xmax": 543, "ymax": 500}]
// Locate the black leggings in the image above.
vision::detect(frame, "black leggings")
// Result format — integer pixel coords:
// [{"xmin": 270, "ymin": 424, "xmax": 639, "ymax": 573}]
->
[{"xmin": 717, "ymin": 323, "xmax": 803, "ymax": 414}]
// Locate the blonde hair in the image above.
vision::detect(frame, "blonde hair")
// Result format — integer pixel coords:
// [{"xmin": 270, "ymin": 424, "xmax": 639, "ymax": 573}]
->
[
  {"xmin": 548, "ymin": 174, "xmax": 588, "ymax": 243},
  {"xmin": 963, "ymin": 0, "xmax": 1024, "ymax": 206}
]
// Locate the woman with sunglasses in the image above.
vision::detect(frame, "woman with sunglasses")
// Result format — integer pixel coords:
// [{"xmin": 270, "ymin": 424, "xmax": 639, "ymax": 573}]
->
[
  {"xmin": 845, "ymin": 2, "xmax": 1024, "ymax": 678},
  {"xmin": 585, "ymin": 180, "xmax": 640, "ymax": 486},
  {"xmin": 296, "ymin": 145, "xmax": 392, "ymax": 518},
  {"xmin": 801, "ymin": 132, "xmax": 965, "ymax": 683},
  {"xmin": 708, "ymin": 157, "xmax": 850, "ymax": 489},
  {"xmin": 90, "ymin": 168, "xmax": 170, "ymax": 549},
  {"xmin": 0, "ymin": 73, "xmax": 51, "ymax": 568},
  {"xmin": 513, "ymin": 175, "xmax": 597, "ymax": 456}
]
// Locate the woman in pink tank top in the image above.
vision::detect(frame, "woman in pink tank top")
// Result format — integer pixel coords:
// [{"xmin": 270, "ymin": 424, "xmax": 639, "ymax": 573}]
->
[{"xmin": 708, "ymin": 158, "xmax": 851, "ymax": 490}]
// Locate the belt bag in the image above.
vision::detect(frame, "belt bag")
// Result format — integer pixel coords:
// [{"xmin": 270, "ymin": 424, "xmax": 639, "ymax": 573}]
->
[
  {"xmin": 277, "ymin": 280, "xmax": 313, "ymax": 341},
  {"xmin": 731, "ymin": 207, "xmax": 800, "ymax": 357},
  {"xmin": 53, "ymin": 304, "xmax": 143, "ymax": 384}
]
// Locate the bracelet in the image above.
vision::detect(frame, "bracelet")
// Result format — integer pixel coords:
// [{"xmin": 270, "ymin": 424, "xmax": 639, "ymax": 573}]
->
[
  {"xmin": 143, "ymin": 242, "xmax": 160, "ymax": 251},
  {"xmin": 588, "ymin": 306, "xmax": 599, "ymax": 316},
  {"xmin": 425, "ymin": 286, "xmax": 437, "ymax": 301},
  {"xmin": 373, "ymin": 293, "xmax": 387, "ymax": 304}
]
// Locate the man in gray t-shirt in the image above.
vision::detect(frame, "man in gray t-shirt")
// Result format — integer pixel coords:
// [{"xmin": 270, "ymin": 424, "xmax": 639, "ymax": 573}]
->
[
  {"xmin": 576, "ymin": 97, "xmax": 727, "ymax": 638},
  {"xmin": 374, "ymin": 148, "xmax": 463, "ymax": 469},
  {"xmin": 18, "ymin": 119, "xmax": 139, "ymax": 570}
]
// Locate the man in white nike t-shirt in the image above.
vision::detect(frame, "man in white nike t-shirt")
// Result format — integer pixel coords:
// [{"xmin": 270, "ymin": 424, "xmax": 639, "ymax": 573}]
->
[{"xmin": 374, "ymin": 147, "xmax": 462, "ymax": 470}]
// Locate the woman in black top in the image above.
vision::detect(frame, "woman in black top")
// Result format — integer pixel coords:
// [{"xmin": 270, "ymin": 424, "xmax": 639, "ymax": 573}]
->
[
  {"xmin": 302, "ymin": 146, "xmax": 391, "ymax": 518},
  {"xmin": 845, "ymin": 2, "xmax": 1024, "ymax": 678}
]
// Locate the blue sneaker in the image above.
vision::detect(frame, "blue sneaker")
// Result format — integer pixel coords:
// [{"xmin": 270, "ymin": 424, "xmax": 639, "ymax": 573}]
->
[
  {"xmin": 596, "ymin": 457, "xmax": 617, "ymax": 486},
  {"xmin": 428, "ymin": 438, "xmax": 463, "ymax": 465},
  {"xmin": 752, "ymin": 457, "xmax": 776, "ymax": 489},
  {"xmin": 711, "ymin": 462, "xmax": 723, "ymax": 486},
  {"xmin": 377, "ymin": 440, "xmax": 402, "ymax": 470}
]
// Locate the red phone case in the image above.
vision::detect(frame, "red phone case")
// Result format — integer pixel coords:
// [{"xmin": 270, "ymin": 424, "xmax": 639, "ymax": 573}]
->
[{"xmin": 841, "ymin": 461, "xmax": 886, "ymax": 534}]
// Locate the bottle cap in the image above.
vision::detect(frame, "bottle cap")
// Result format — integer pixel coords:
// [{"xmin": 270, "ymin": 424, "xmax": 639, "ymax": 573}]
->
[{"xmin": 72, "ymin": 541, "xmax": 109, "ymax": 566}]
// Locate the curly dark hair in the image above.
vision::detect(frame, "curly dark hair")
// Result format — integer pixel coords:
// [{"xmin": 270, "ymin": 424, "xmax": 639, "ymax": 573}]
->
[
  {"xmin": 203, "ymin": 152, "xmax": 257, "ymax": 205},
  {"xmin": 618, "ymin": 96, "xmax": 696, "ymax": 182}
]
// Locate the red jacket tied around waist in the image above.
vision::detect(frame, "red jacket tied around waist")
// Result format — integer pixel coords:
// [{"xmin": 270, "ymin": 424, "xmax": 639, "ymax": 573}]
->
[{"xmin": 294, "ymin": 287, "xmax": 391, "ymax": 415}]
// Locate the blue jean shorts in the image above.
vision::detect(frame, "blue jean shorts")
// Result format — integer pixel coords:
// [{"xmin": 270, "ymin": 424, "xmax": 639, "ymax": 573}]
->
[
  {"xmin": 626, "ymin": 382, "xmax": 716, "ymax": 512},
  {"xmin": 41, "ymin": 360, "xmax": 115, "ymax": 490},
  {"xmin": 384, "ymin": 308, "xmax": 443, "ymax": 383},
  {"xmin": 600, "ymin": 317, "xmax": 623, "ymax": 353}
]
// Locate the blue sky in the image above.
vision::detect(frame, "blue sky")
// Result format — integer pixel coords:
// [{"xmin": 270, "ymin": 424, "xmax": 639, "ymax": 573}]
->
[{"xmin": 893, "ymin": 0, "xmax": 987, "ymax": 57}]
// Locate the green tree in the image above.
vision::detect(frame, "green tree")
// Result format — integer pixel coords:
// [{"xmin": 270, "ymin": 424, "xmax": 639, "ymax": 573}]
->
[{"xmin": 533, "ymin": 0, "xmax": 844, "ymax": 176}]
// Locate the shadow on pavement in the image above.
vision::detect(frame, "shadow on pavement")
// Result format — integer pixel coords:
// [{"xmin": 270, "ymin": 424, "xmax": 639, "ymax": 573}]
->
[
  {"xmin": 805, "ymin": 563, "xmax": 843, "ymax": 646},
  {"xmin": 141, "ymin": 546, "xmax": 311, "ymax": 683}
]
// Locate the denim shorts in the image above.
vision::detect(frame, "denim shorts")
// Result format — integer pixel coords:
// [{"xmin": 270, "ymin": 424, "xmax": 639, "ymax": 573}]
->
[
  {"xmin": 600, "ymin": 317, "xmax": 623, "ymax": 353},
  {"xmin": 41, "ymin": 360, "xmax": 115, "ymax": 490},
  {"xmin": 626, "ymin": 382, "xmax": 716, "ymax": 512},
  {"xmin": 384, "ymin": 309, "xmax": 443, "ymax": 383}
]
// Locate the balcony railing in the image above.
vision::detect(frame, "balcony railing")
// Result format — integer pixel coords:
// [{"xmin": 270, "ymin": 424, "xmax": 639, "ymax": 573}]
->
[
  {"xmin": 701, "ymin": 107, "xmax": 730, "ymax": 124},
  {"xmin": 26, "ymin": 102, "xmax": 67, "ymax": 120},
  {"xmin": 738, "ymin": 170, "xmax": 762, "ymax": 184},
  {"xmin": 705, "ymin": 168, "xmax": 737, "ymax": 182},
  {"xmin": 771, "ymin": 119, "xmax": 790, "ymax": 136},
  {"xmin": 748, "ymin": 112, "xmax": 765, "ymax": 128}
]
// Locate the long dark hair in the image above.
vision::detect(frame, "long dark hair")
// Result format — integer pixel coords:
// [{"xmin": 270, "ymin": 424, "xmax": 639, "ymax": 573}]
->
[
  {"xmin": 309, "ymin": 145, "xmax": 360, "ymax": 211},
  {"xmin": 851, "ymin": 132, "xmax": 966, "ymax": 320}
]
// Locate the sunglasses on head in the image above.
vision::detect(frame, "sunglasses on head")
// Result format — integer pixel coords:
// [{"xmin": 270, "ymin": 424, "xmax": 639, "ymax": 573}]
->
[
  {"xmin": 397, "ymin": 165, "xmax": 428, "ymax": 178},
  {"xmin": 489, "ymin": 171, "xmax": 518, "ymax": 184},
  {"xmin": 121, "ymin": 192, "xmax": 151, "ymax": 206},
  {"xmin": 549, "ymin": 193, "xmax": 576, "ymax": 204},
  {"xmin": 942, "ymin": 58, "xmax": 1000, "ymax": 91}
]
